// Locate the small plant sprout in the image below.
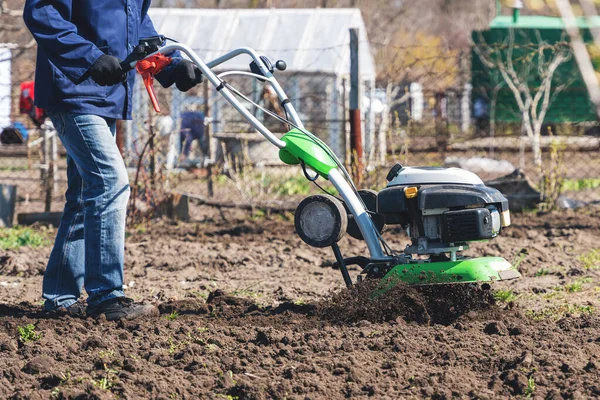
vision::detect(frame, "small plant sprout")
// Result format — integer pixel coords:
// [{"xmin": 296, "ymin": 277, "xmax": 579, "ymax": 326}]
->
[
  {"xmin": 526, "ymin": 304, "xmax": 594, "ymax": 321},
  {"xmin": 564, "ymin": 281, "xmax": 583, "ymax": 293},
  {"xmin": 91, "ymin": 376, "xmax": 113, "ymax": 391},
  {"xmin": 0, "ymin": 226, "xmax": 49, "ymax": 250},
  {"xmin": 525, "ymin": 376, "xmax": 535, "ymax": 398},
  {"xmin": 534, "ymin": 268, "xmax": 550, "ymax": 277},
  {"xmin": 17, "ymin": 324, "xmax": 42, "ymax": 343},
  {"xmin": 167, "ymin": 311, "xmax": 179, "ymax": 320},
  {"xmin": 512, "ymin": 248, "xmax": 529, "ymax": 270},
  {"xmin": 493, "ymin": 290, "xmax": 518, "ymax": 303},
  {"xmin": 580, "ymin": 249, "xmax": 600, "ymax": 270}
]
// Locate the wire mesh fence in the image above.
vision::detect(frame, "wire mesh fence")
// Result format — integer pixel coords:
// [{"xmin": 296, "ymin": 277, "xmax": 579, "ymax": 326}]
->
[
  {"xmin": 387, "ymin": 87, "xmax": 600, "ymax": 206},
  {"xmin": 1, "ymin": 74, "xmax": 599, "ymax": 219},
  {"xmin": 0, "ymin": 123, "xmax": 67, "ymax": 216},
  {"xmin": 0, "ymin": 47, "xmax": 599, "ymax": 219}
]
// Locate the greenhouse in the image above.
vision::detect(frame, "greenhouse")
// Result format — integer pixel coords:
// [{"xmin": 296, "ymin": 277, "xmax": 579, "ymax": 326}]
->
[{"xmin": 128, "ymin": 7, "xmax": 378, "ymax": 165}]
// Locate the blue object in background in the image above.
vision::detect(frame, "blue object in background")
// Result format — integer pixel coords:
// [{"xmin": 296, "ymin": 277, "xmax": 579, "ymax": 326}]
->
[
  {"xmin": 179, "ymin": 111, "xmax": 205, "ymax": 157},
  {"xmin": 12, "ymin": 121, "xmax": 28, "ymax": 141}
]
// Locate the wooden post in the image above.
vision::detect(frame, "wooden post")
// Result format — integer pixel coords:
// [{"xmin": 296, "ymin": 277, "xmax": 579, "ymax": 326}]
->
[
  {"xmin": 204, "ymin": 80, "xmax": 214, "ymax": 198},
  {"xmin": 434, "ymin": 92, "xmax": 448, "ymax": 156},
  {"xmin": 341, "ymin": 78, "xmax": 349, "ymax": 167},
  {"xmin": 349, "ymin": 28, "xmax": 363, "ymax": 184},
  {"xmin": 0, "ymin": 185, "xmax": 16, "ymax": 227}
]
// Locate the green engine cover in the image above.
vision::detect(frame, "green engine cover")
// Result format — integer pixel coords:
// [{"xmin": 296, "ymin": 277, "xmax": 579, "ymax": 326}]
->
[{"xmin": 375, "ymin": 257, "xmax": 521, "ymax": 295}]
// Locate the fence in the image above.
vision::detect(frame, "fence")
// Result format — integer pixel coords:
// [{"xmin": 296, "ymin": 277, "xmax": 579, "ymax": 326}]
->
[
  {"xmin": 1, "ymin": 77, "xmax": 599, "ymax": 219},
  {"xmin": 127, "ymin": 72, "xmax": 381, "ymax": 168},
  {"xmin": 388, "ymin": 87, "xmax": 600, "ymax": 206}
]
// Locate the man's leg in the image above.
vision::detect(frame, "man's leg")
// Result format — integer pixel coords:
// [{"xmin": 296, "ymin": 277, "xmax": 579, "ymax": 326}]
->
[
  {"xmin": 182, "ymin": 129, "xmax": 193, "ymax": 157},
  {"xmin": 42, "ymin": 115, "xmax": 85, "ymax": 311},
  {"xmin": 54, "ymin": 113, "xmax": 129, "ymax": 307}
]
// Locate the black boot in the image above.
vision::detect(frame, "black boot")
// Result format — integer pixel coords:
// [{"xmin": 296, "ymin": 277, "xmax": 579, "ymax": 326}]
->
[
  {"xmin": 87, "ymin": 297, "xmax": 158, "ymax": 321},
  {"xmin": 49, "ymin": 301, "xmax": 87, "ymax": 318}
]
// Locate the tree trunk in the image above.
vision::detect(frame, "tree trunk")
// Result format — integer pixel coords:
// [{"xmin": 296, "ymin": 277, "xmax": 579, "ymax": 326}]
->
[{"xmin": 532, "ymin": 125, "xmax": 543, "ymax": 167}]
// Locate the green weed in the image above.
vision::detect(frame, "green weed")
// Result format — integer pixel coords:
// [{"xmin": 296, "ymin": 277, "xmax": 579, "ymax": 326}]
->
[
  {"xmin": 525, "ymin": 376, "xmax": 535, "ymax": 398},
  {"xmin": 0, "ymin": 227, "xmax": 49, "ymax": 250},
  {"xmin": 17, "ymin": 324, "xmax": 42, "ymax": 343},
  {"xmin": 512, "ymin": 248, "xmax": 529, "ymax": 270},
  {"xmin": 187, "ymin": 290, "xmax": 209, "ymax": 299},
  {"xmin": 166, "ymin": 311, "xmax": 179, "ymax": 321},
  {"xmin": 534, "ymin": 268, "xmax": 551, "ymax": 277},
  {"xmin": 293, "ymin": 298, "xmax": 305, "ymax": 306},
  {"xmin": 251, "ymin": 209, "xmax": 266, "ymax": 220},
  {"xmin": 271, "ymin": 175, "xmax": 312, "ymax": 196},
  {"xmin": 0, "ymin": 165, "xmax": 28, "ymax": 172},
  {"xmin": 564, "ymin": 281, "xmax": 583, "ymax": 293},
  {"xmin": 562, "ymin": 277, "xmax": 592, "ymax": 293},
  {"xmin": 562, "ymin": 178, "xmax": 600, "ymax": 192},
  {"xmin": 98, "ymin": 350, "xmax": 115, "ymax": 360},
  {"xmin": 494, "ymin": 289, "xmax": 518, "ymax": 303},
  {"xmin": 580, "ymin": 249, "xmax": 600, "ymax": 270},
  {"xmin": 90, "ymin": 376, "xmax": 113, "ymax": 391},
  {"xmin": 232, "ymin": 288, "xmax": 262, "ymax": 298},
  {"xmin": 526, "ymin": 303, "xmax": 594, "ymax": 321},
  {"xmin": 216, "ymin": 395, "xmax": 239, "ymax": 400},
  {"xmin": 167, "ymin": 337, "xmax": 181, "ymax": 354}
]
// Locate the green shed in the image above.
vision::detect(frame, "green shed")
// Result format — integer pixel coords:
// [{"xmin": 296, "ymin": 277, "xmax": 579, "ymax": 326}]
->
[{"xmin": 471, "ymin": 15, "xmax": 600, "ymax": 124}]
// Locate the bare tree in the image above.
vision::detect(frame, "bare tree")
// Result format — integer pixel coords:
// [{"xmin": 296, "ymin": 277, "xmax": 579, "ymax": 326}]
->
[
  {"xmin": 557, "ymin": 0, "xmax": 600, "ymax": 119},
  {"xmin": 473, "ymin": 29, "xmax": 574, "ymax": 166}
]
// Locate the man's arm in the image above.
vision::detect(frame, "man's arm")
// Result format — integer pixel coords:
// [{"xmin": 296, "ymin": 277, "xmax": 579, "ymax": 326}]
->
[{"xmin": 23, "ymin": 0, "xmax": 105, "ymax": 84}]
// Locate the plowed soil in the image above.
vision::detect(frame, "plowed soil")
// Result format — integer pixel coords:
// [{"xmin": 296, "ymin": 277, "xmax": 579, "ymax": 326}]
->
[{"xmin": 1, "ymin": 204, "xmax": 600, "ymax": 399}]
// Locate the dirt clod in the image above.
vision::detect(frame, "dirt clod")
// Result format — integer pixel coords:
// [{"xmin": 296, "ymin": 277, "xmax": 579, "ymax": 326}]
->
[
  {"xmin": 484, "ymin": 321, "xmax": 508, "ymax": 335},
  {"xmin": 22, "ymin": 356, "xmax": 54, "ymax": 375}
]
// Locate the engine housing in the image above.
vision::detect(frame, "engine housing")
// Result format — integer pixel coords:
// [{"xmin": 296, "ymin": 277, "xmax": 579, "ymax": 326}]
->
[{"xmin": 376, "ymin": 166, "xmax": 510, "ymax": 254}]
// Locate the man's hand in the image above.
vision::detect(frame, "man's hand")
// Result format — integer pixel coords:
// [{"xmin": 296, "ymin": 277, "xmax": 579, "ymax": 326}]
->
[
  {"xmin": 89, "ymin": 55, "xmax": 125, "ymax": 86},
  {"xmin": 172, "ymin": 60, "xmax": 203, "ymax": 92}
]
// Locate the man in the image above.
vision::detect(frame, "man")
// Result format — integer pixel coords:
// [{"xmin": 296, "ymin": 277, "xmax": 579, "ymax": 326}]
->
[
  {"xmin": 178, "ymin": 109, "xmax": 206, "ymax": 167},
  {"xmin": 23, "ymin": 0, "xmax": 202, "ymax": 320}
]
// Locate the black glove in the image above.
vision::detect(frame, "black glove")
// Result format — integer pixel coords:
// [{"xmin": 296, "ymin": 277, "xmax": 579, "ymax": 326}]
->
[
  {"xmin": 89, "ymin": 55, "xmax": 125, "ymax": 86},
  {"xmin": 172, "ymin": 60, "xmax": 203, "ymax": 92}
]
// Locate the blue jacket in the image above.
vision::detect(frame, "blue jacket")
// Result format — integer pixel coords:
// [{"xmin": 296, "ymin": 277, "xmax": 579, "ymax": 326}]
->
[{"xmin": 23, "ymin": 0, "xmax": 178, "ymax": 120}]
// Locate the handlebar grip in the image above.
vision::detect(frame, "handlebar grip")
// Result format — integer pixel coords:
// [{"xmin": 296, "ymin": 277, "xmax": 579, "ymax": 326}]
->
[
  {"xmin": 120, "ymin": 44, "xmax": 147, "ymax": 73},
  {"xmin": 120, "ymin": 36, "xmax": 166, "ymax": 72}
]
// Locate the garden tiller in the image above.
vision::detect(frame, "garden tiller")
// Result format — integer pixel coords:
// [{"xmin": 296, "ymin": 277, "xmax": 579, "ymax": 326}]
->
[{"xmin": 122, "ymin": 36, "xmax": 521, "ymax": 292}]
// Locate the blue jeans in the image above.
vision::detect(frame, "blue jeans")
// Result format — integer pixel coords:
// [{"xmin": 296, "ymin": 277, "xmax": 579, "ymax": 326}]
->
[{"xmin": 43, "ymin": 111, "xmax": 130, "ymax": 310}]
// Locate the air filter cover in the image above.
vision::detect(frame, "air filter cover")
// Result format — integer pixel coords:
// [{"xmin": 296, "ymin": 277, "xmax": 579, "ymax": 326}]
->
[{"xmin": 295, "ymin": 194, "xmax": 347, "ymax": 248}]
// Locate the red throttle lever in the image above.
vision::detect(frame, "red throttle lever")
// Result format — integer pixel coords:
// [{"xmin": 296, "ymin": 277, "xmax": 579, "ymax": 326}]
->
[{"xmin": 135, "ymin": 53, "xmax": 173, "ymax": 113}]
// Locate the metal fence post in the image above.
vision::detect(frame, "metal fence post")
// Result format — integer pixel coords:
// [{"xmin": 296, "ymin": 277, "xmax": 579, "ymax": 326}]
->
[
  {"xmin": 349, "ymin": 28, "xmax": 363, "ymax": 184},
  {"xmin": 204, "ymin": 79, "xmax": 214, "ymax": 198}
]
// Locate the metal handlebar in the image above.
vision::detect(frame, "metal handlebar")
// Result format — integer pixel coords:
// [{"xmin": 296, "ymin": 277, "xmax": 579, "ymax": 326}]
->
[
  {"xmin": 121, "ymin": 41, "xmax": 388, "ymax": 261},
  {"xmin": 128, "ymin": 42, "xmax": 298, "ymax": 148}
]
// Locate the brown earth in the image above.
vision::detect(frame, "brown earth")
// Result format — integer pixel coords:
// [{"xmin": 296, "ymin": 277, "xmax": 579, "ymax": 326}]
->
[{"xmin": 1, "ymin": 204, "xmax": 600, "ymax": 399}]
